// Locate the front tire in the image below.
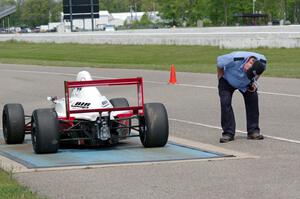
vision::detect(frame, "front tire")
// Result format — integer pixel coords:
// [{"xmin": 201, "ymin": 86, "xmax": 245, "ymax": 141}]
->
[
  {"xmin": 140, "ymin": 103, "xmax": 169, "ymax": 147},
  {"xmin": 2, "ymin": 104, "xmax": 25, "ymax": 144},
  {"xmin": 31, "ymin": 109, "xmax": 59, "ymax": 154}
]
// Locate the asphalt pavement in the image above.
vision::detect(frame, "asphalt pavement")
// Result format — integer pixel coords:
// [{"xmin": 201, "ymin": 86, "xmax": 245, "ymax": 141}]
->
[{"xmin": 0, "ymin": 64, "xmax": 299, "ymax": 199}]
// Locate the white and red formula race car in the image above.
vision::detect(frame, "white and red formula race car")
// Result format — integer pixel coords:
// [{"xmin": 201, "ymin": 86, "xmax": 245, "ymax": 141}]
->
[{"xmin": 2, "ymin": 71, "xmax": 169, "ymax": 154}]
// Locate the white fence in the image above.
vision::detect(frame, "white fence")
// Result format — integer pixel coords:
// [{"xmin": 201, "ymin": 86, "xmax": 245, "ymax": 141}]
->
[{"xmin": 1, "ymin": 25, "xmax": 300, "ymax": 49}]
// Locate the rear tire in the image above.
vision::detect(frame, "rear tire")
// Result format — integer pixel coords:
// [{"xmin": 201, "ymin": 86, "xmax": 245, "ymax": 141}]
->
[
  {"xmin": 31, "ymin": 109, "xmax": 59, "ymax": 154},
  {"xmin": 140, "ymin": 103, "xmax": 169, "ymax": 147},
  {"xmin": 2, "ymin": 104, "xmax": 25, "ymax": 144},
  {"xmin": 110, "ymin": 98, "xmax": 131, "ymax": 142}
]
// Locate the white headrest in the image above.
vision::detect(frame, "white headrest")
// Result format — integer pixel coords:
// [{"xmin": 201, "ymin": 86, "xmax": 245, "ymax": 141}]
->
[{"xmin": 76, "ymin": 71, "xmax": 92, "ymax": 81}]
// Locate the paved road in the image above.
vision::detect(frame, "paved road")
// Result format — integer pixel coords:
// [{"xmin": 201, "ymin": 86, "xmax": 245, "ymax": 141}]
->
[{"xmin": 0, "ymin": 64, "xmax": 299, "ymax": 199}]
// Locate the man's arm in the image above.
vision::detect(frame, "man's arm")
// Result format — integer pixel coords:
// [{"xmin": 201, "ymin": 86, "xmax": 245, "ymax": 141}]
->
[
  {"xmin": 217, "ymin": 67, "xmax": 224, "ymax": 79},
  {"xmin": 216, "ymin": 53, "xmax": 232, "ymax": 79}
]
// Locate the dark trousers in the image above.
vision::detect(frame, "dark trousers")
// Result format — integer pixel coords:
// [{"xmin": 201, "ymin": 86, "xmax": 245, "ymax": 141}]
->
[{"xmin": 218, "ymin": 77, "xmax": 260, "ymax": 137}]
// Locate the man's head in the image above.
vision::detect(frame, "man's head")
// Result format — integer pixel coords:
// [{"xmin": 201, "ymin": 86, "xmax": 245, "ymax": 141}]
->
[{"xmin": 243, "ymin": 56, "xmax": 266, "ymax": 80}]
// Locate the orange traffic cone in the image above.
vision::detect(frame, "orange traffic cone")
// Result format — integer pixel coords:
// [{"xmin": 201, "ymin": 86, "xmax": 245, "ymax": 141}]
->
[{"xmin": 168, "ymin": 64, "xmax": 177, "ymax": 84}]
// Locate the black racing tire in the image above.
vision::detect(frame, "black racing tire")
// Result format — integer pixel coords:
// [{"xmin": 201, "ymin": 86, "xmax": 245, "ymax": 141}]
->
[
  {"xmin": 2, "ymin": 104, "xmax": 25, "ymax": 144},
  {"xmin": 140, "ymin": 103, "xmax": 169, "ymax": 147},
  {"xmin": 109, "ymin": 98, "xmax": 131, "ymax": 142},
  {"xmin": 31, "ymin": 109, "xmax": 59, "ymax": 154}
]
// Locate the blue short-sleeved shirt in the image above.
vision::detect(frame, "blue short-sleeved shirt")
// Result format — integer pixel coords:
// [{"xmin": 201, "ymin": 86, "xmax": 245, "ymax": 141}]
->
[{"xmin": 217, "ymin": 51, "xmax": 267, "ymax": 92}]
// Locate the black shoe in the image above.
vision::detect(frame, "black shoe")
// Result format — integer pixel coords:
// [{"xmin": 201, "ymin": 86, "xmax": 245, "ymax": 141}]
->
[
  {"xmin": 247, "ymin": 132, "xmax": 264, "ymax": 140},
  {"xmin": 220, "ymin": 135, "xmax": 234, "ymax": 143}
]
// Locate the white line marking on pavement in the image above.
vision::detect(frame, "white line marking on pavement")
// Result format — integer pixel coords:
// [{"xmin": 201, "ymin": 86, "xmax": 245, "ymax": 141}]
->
[
  {"xmin": 169, "ymin": 118, "xmax": 300, "ymax": 144},
  {"xmin": 258, "ymin": 91, "xmax": 300, "ymax": 98},
  {"xmin": 0, "ymin": 69, "xmax": 76, "ymax": 77},
  {"xmin": 148, "ymin": 81, "xmax": 300, "ymax": 98},
  {"xmin": 146, "ymin": 80, "xmax": 218, "ymax": 89},
  {"xmin": 147, "ymin": 81, "xmax": 300, "ymax": 98},
  {"xmin": 2, "ymin": 68, "xmax": 300, "ymax": 98},
  {"xmin": 0, "ymin": 69, "xmax": 113, "ymax": 79},
  {"xmin": 169, "ymin": 118, "xmax": 222, "ymax": 130}
]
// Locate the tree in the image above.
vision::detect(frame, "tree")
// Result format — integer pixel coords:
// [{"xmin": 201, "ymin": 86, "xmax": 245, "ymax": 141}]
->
[
  {"xmin": 291, "ymin": 0, "xmax": 300, "ymax": 23},
  {"xmin": 100, "ymin": 0, "xmax": 126, "ymax": 12},
  {"xmin": 4, "ymin": 0, "xmax": 300, "ymax": 28},
  {"xmin": 21, "ymin": 0, "xmax": 48, "ymax": 27},
  {"xmin": 285, "ymin": 0, "xmax": 300, "ymax": 23},
  {"xmin": 139, "ymin": 13, "xmax": 152, "ymax": 26},
  {"xmin": 100, "ymin": 0, "xmax": 300, "ymax": 26},
  {"xmin": 140, "ymin": 0, "xmax": 157, "ymax": 11},
  {"xmin": 157, "ymin": 0, "xmax": 189, "ymax": 26},
  {"xmin": 20, "ymin": 0, "xmax": 61, "ymax": 28},
  {"xmin": 183, "ymin": 0, "xmax": 210, "ymax": 26},
  {"xmin": 49, "ymin": 0, "xmax": 62, "ymax": 22}
]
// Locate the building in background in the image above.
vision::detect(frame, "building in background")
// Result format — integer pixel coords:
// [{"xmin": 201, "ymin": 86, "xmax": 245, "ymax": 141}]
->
[
  {"xmin": 0, "ymin": 5, "xmax": 16, "ymax": 31},
  {"xmin": 61, "ymin": 10, "xmax": 160, "ymax": 31}
]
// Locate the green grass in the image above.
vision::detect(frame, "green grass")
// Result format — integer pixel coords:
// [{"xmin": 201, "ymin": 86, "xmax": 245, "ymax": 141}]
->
[
  {"xmin": 0, "ymin": 169, "xmax": 42, "ymax": 199},
  {"xmin": 1, "ymin": 41, "xmax": 300, "ymax": 78}
]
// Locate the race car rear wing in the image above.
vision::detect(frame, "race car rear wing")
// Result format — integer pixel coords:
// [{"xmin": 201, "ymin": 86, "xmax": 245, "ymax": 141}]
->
[{"xmin": 64, "ymin": 77, "xmax": 144, "ymax": 119}]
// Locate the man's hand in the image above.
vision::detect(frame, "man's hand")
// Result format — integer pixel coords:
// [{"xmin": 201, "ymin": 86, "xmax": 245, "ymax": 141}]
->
[{"xmin": 248, "ymin": 80, "xmax": 259, "ymax": 92}]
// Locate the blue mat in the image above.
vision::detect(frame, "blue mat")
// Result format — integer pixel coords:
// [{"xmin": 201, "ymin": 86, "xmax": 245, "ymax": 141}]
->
[{"xmin": 0, "ymin": 135, "xmax": 229, "ymax": 169}]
